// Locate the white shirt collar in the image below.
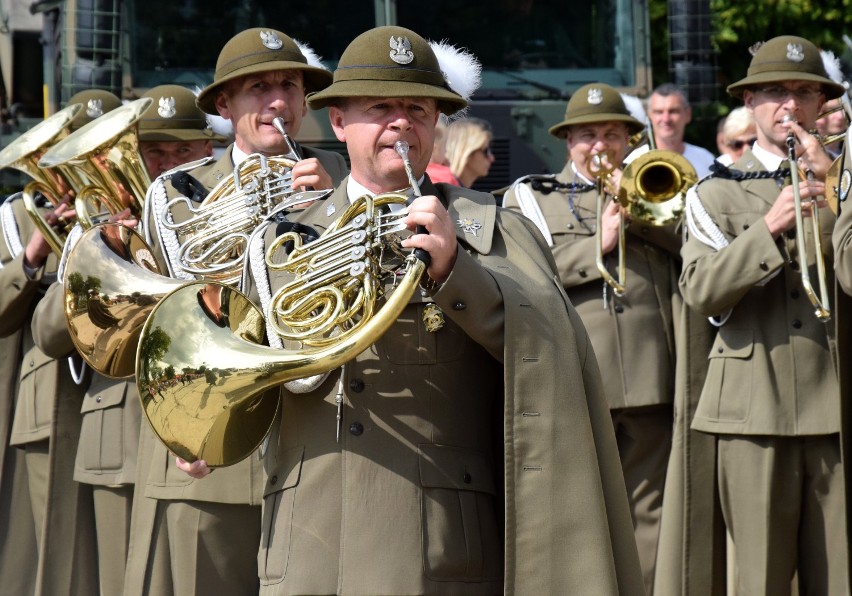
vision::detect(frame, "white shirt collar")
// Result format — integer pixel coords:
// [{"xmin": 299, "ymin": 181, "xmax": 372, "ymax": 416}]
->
[
  {"xmin": 750, "ymin": 141, "xmax": 785, "ymax": 172},
  {"xmin": 570, "ymin": 162, "xmax": 595, "ymax": 185},
  {"xmin": 346, "ymin": 175, "xmax": 426, "ymax": 203},
  {"xmin": 231, "ymin": 143, "xmax": 251, "ymax": 167}
]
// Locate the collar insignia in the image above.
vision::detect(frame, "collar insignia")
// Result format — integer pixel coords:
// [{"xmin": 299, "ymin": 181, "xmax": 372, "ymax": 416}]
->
[
  {"xmin": 260, "ymin": 30, "xmax": 283, "ymax": 50},
  {"xmin": 389, "ymin": 36, "xmax": 414, "ymax": 65},
  {"xmin": 587, "ymin": 87, "xmax": 603, "ymax": 105},
  {"xmin": 86, "ymin": 99, "xmax": 104, "ymax": 119},
  {"xmin": 326, "ymin": 202, "xmax": 336, "ymax": 217},
  {"xmin": 786, "ymin": 43, "xmax": 805, "ymax": 63},
  {"xmin": 158, "ymin": 96, "xmax": 176, "ymax": 118},
  {"xmin": 457, "ymin": 217, "xmax": 482, "ymax": 237}
]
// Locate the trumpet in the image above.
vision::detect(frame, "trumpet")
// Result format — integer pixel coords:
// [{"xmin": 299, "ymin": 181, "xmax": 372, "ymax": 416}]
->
[
  {"xmin": 0, "ymin": 104, "xmax": 82, "ymax": 256},
  {"xmin": 784, "ymin": 121, "xmax": 831, "ymax": 321},
  {"xmin": 136, "ymin": 141, "xmax": 430, "ymax": 467}
]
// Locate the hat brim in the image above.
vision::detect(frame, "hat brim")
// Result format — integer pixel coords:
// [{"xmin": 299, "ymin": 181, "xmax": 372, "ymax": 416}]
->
[
  {"xmin": 549, "ymin": 114, "xmax": 645, "ymax": 139},
  {"xmin": 139, "ymin": 129, "xmax": 228, "ymax": 143},
  {"xmin": 306, "ymin": 79, "xmax": 467, "ymax": 115},
  {"xmin": 727, "ymin": 72, "xmax": 846, "ymax": 99},
  {"xmin": 197, "ymin": 61, "xmax": 334, "ymax": 115}
]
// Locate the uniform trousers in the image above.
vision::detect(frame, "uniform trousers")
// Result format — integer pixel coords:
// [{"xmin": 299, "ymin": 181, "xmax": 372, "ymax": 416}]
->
[
  {"xmin": 92, "ymin": 484, "xmax": 133, "ymax": 596},
  {"xmin": 24, "ymin": 440, "xmax": 49, "ymax": 543},
  {"xmin": 142, "ymin": 500, "xmax": 261, "ymax": 596},
  {"xmin": 0, "ymin": 442, "xmax": 37, "ymax": 595},
  {"xmin": 611, "ymin": 404, "xmax": 672, "ymax": 595},
  {"xmin": 717, "ymin": 434, "xmax": 848, "ymax": 596}
]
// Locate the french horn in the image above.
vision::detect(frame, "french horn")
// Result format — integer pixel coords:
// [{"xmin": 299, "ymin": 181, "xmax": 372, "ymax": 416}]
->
[
  {"xmin": 136, "ymin": 141, "xmax": 429, "ymax": 467},
  {"xmin": 0, "ymin": 104, "xmax": 82, "ymax": 256}
]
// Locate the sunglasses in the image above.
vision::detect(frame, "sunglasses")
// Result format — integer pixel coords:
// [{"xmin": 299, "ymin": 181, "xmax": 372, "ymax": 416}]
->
[
  {"xmin": 478, "ymin": 146, "xmax": 493, "ymax": 157},
  {"xmin": 726, "ymin": 137, "xmax": 757, "ymax": 150}
]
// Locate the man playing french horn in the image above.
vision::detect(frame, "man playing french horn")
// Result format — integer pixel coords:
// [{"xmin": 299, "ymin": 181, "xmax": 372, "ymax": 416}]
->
[
  {"xmin": 502, "ymin": 83, "xmax": 681, "ymax": 594},
  {"xmin": 680, "ymin": 35, "xmax": 847, "ymax": 594},
  {"xmin": 177, "ymin": 25, "xmax": 643, "ymax": 594},
  {"xmin": 123, "ymin": 28, "xmax": 348, "ymax": 596}
]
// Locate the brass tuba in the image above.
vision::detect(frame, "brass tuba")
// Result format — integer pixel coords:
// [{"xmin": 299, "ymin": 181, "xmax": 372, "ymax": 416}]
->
[
  {"xmin": 0, "ymin": 104, "xmax": 82, "ymax": 256},
  {"xmin": 136, "ymin": 142, "xmax": 429, "ymax": 467},
  {"xmin": 39, "ymin": 97, "xmax": 153, "ymax": 228}
]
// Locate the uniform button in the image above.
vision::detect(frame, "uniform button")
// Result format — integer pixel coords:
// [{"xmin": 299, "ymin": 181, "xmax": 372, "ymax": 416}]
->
[
  {"xmin": 349, "ymin": 422, "xmax": 364, "ymax": 436},
  {"xmin": 349, "ymin": 379, "xmax": 364, "ymax": 393},
  {"xmin": 579, "ymin": 269, "xmax": 588, "ymax": 278},
  {"xmin": 29, "ymin": 360, "xmax": 34, "ymax": 367},
  {"xmin": 614, "ymin": 304, "xmax": 624, "ymax": 313},
  {"xmin": 792, "ymin": 319, "xmax": 802, "ymax": 329},
  {"xmin": 790, "ymin": 261, "xmax": 800, "ymax": 271},
  {"xmin": 95, "ymin": 396, "xmax": 102, "ymax": 403},
  {"xmin": 452, "ymin": 301, "xmax": 466, "ymax": 311},
  {"xmin": 743, "ymin": 224, "xmax": 750, "ymax": 230},
  {"xmin": 759, "ymin": 261, "xmax": 769, "ymax": 271},
  {"xmin": 270, "ymin": 475, "xmax": 278, "ymax": 485},
  {"xmin": 463, "ymin": 472, "xmax": 472, "ymax": 484},
  {"xmin": 791, "ymin": 289, "xmax": 799, "ymax": 299},
  {"xmin": 717, "ymin": 347, "xmax": 724, "ymax": 353},
  {"xmin": 566, "ymin": 223, "xmax": 574, "ymax": 230}
]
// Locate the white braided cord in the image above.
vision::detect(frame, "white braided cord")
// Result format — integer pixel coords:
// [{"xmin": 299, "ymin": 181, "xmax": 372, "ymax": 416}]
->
[
  {"xmin": 1, "ymin": 195, "xmax": 23, "ymax": 259},
  {"xmin": 510, "ymin": 177, "xmax": 553, "ymax": 247}
]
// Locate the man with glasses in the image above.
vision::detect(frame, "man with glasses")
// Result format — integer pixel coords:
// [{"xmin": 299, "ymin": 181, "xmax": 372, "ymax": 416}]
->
[
  {"xmin": 681, "ymin": 35, "xmax": 847, "ymax": 593},
  {"xmin": 503, "ymin": 82, "xmax": 678, "ymax": 595}
]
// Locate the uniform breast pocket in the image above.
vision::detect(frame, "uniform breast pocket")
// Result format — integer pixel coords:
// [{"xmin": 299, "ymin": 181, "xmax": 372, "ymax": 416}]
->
[
  {"xmin": 718, "ymin": 210, "xmax": 765, "ymax": 239},
  {"xmin": 381, "ymin": 302, "xmax": 470, "ymax": 365},
  {"xmin": 78, "ymin": 382, "xmax": 129, "ymax": 473},
  {"xmin": 418, "ymin": 444, "xmax": 502, "ymax": 582},
  {"xmin": 701, "ymin": 328, "xmax": 754, "ymax": 422},
  {"xmin": 17, "ymin": 348, "xmax": 57, "ymax": 436},
  {"xmin": 258, "ymin": 445, "xmax": 304, "ymax": 585}
]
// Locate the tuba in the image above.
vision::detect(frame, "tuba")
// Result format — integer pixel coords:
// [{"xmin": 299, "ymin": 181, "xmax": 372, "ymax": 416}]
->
[
  {"xmin": 39, "ymin": 97, "xmax": 152, "ymax": 229},
  {"xmin": 136, "ymin": 141, "xmax": 429, "ymax": 467},
  {"xmin": 153, "ymin": 117, "xmax": 323, "ymax": 284},
  {"xmin": 0, "ymin": 104, "xmax": 82, "ymax": 256}
]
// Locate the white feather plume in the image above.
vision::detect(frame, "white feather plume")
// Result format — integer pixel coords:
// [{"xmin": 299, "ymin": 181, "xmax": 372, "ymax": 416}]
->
[
  {"xmin": 430, "ymin": 40, "xmax": 481, "ymax": 108},
  {"xmin": 821, "ymin": 50, "xmax": 844, "ymax": 84},
  {"xmin": 193, "ymin": 85, "xmax": 233, "ymax": 137},
  {"xmin": 294, "ymin": 39, "xmax": 329, "ymax": 71},
  {"xmin": 620, "ymin": 93, "xmax": 648, "ymax": 125}
]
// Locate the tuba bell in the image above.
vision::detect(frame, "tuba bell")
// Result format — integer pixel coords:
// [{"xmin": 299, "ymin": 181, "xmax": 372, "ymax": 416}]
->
[
  {"xmin": 136, "ymin": 142, "xmax": 429, "ymax": 467},
  {"xmin": 0, "ymin": 104, "xmax": 83, "ymax": 256},
  {"xmin": 39, "ymin": 97, "xmax": 153, "ymax": 228}
]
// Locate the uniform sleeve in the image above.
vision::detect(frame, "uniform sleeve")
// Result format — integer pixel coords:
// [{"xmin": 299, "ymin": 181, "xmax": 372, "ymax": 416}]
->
[
  {"xmin": 832, "ymin": 195, "xmax": 852, "ymax": 295},
  {"xmin": 679, "ymin": 189, "xmax": 786, "ymax": 317},
  {"xmin": 0, "ymin": 252, "xmax": 44, "ymax": 337},
  {"xmin": 31, "ymin": 280, "xmax": 75, "ymax": 358}
]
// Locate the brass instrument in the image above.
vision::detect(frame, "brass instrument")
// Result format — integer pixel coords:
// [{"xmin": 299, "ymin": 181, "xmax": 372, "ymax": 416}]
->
[
  {"xmin": 39, "ymin": 97, "xmax": 152, "ymax": 229},
  {"xmin": 136, "ymin": 141, "xmax": 429, "ymax": 467},
  {"xmin": 785, "ymin": 123, "xmax": 831, "ymax": 321},
  {"xmin": 0, "ymin": 104, "xmax": 82, "ymax": 255},
  {"xmin": 157, "ymin": 116, "xmax": 313, "ymax": 284},
  {"xmin": 591, "ymin": 147, "xmax": 697, "ymax": 296},
  {"xmin": 63, "ymin": 222, "xmax": 187, "ymax": 377}
]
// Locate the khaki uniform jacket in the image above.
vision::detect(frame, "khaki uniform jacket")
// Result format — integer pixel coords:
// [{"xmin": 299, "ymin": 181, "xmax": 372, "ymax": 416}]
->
[
  {"xmin": 249, "ymin": 177, "xmax": 642, "ymax": 595},
  {"xmin": 503, "ymin": 163, "xmax": 678, "ymax": 410},
  {"xmin": 140, "ymin": 144, "xmax": 347, "ymax": 504},
  {"xmin": 681, "ymin": 149, "xmax": 839, "ymax": 436},
  {"xmin": 31, "ymin": 281, "xmax": 140, "ymax": 486},
  {"xmin": 0, "ymin": 194, "xmax": 99, "ymax": 595}
]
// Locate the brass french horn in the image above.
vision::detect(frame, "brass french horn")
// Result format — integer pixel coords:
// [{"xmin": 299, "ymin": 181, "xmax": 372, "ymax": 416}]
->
[
  {"xmin": 0, "ymin": 104, "xmax": 82, "ymax": 256},
  {"xmin": 136, "ymin": 141, "xmax": 429, "ymax": 467}
]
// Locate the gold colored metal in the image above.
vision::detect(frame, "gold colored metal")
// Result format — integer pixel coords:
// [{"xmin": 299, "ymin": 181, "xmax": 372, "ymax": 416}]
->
[
  {"xmin": 63, "ymin": 222, "xmax": 186, "ymax": 378},
  {"xmin": 618, "ymin": 149, "xmax": 697, "ymax": 226},
  {"xmin": 39, "ymin": 98, "xmax": 152, "ymax": 229},
  {"xmin": 137, "ymin": 141, "xmax": 430, "ymax": 467},
  {"xmin": 590, "ymin": 151, "xmax": 626, "ymax": 295},
  {"xmin": 786, "ymin": 128, "xmax": 831, "ymax": 321},
  {"xmin": 0, "ymin": 104, "xmax": 82, "ymax": 255}
]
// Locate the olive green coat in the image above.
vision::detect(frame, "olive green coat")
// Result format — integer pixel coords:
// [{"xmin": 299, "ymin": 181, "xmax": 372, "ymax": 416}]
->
[{"xmin": 248, "ymin": 178, "xmax": 642, "ymax": 595}]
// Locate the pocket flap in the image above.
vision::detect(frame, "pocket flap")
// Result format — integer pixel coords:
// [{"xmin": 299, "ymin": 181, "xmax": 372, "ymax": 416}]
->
[
  {"xmin": 418, "ymin": 443, "xmax": 495, "ymax": 494},
  {"xmin": 80, "ymin": 379, "xmax": 129, "ymax": 413},
  {"xmin": 708, "ymin": 328, "xmax": 753, "ymax": 359},
  {"xmin": 263, "ymin": 445, "xmax": 304, "ymax": 497},
  {"xmin": 19, "ymin": 345, "xmax": 54, "ymax": 381}
]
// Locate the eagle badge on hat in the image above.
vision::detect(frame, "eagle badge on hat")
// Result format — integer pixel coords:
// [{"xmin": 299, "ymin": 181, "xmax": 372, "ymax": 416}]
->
[
  {"xmin": 86, "ymin": 99, "xmax": 104, "ymax": 119},
  {"xmin": 158, "ymin": 96, "xmax": 176, "ymax": 119},
  {"xmin": 786, "ymin": 43, "xmax": 805, "ymax": 63},
  {"xmin": 260, "ymin": 30, "xmax": 283, "ymax": 50},
  {"xmin": 389, "ymin": 36, "xmax": 414, "ymax": 65},
  {"xmin": 587, "ymin": 87, "xmax": 603, "ymax": 105}
]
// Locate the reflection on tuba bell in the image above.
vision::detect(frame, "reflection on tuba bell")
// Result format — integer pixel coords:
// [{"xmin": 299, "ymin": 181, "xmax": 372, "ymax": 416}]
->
[
  {"xmin": 136, "ymin": 142, "xmax": 429, "ymax": 467},
  {"xmin": 63, "ymin": 222, "xmax": 188, "ymax": 378},
  {"xmin": 618, "ymin": 149, "xmax": 697, "ymax": 226},
  {"xmin": 0, "ymin": 104, "xmax": 83, "ymax": 256},
  {"xmin": 39, "ymin": 98, "xmax": 153, "ymax": 229}
]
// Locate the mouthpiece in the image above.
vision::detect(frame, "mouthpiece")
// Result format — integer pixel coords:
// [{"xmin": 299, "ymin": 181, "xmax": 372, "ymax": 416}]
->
[{"xmin": 394, "ymin": 140, "xmax": 410, "ymax": 158}]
